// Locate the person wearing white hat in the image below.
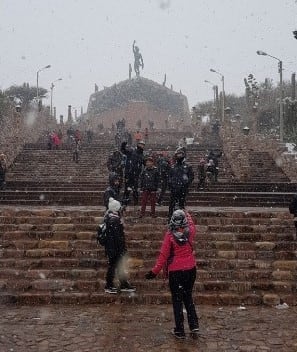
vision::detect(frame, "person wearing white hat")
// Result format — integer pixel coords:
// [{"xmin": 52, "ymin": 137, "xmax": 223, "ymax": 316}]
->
[{"xmin": 103, "ymin": 198, "xmax": 136, "ymax": 294}]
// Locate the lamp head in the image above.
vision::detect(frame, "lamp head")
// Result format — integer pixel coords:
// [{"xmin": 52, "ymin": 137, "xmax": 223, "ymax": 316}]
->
[
  {"xmin": 45, "ymin": 65, "xmax": 51, "ymax": 69},
  {"xmin": 210, "ymin": 68, "xmax": 216, "ymax": 73},
  {"xmin": 256, "ymin": 50, "xmax": 267, "ymax": 56}
]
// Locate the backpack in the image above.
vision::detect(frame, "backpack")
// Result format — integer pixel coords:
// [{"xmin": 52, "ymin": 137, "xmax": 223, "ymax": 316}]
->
[{"xmin": 96, "ymin": 223, "xmax": 107, "ymax": 246}]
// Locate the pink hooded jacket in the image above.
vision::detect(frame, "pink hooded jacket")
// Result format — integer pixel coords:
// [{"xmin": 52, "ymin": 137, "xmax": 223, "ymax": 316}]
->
[{"xmin": 151, "ymin": 213, "xmax": 196, "ymax": 275}]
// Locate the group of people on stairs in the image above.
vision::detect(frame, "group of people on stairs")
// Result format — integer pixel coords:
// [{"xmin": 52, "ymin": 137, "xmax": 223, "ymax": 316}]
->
[
  {"xmin": 102, "ymin": 195, "xmax": 200, "ymax": 340},
  {"xmin": 102, "ymin": 138, "xmax": 200, "ymax": 340}
]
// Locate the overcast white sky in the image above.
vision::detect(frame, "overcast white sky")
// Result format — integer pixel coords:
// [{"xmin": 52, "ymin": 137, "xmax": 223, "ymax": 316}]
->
[{"xmin": 0, "ymin": 0, "xmax": 297, "ymax": 118}]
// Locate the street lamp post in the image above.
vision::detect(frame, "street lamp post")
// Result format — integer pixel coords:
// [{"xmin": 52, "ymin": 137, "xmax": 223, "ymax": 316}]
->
[
  {"xmin": 210, "ymin": 69, "xmax": 225, "ymax": 122},
  {"xmin": 256, "ymin": 50, "xmax": 284, "ymax": 141},
  {"xmin": 36, "ymin": 65, "xmax": 51, "ymax": 101},
  {"xmin": 50, "ymin": 78, "xmax": 62, "ymax": 117}
]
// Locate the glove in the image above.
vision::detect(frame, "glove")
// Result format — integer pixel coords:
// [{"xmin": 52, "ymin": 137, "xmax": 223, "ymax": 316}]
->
[{"xmin": 145, "ymin": 270, "xmax": 156, "ymax": 280}]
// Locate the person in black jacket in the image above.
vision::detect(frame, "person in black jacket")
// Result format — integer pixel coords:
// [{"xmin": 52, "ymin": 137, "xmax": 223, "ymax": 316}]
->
[
  {"xmin": 289, "ymin": 194, "xmax": 297, "ymax": 237},
  {"xmin": 121, "ymin": 140, "xmax": 145, "ymax": 206},
  {"xmin": 207, "ymin": 150, "xmax": 222, "ymax": 182},
  {"xmin": 168, "ymin": 148, "xmax": 194, "ymax": 219},
  {"xmin": 197, "ymin": 157, "xmax": 207, "ymax": 190},
  {"xmin": 139, "ymin": 156, "xmax": 160, "ymax": 218},
  {"xmin": 103, "ymin": 198, "xmax": 136, "ymax": 294},
  {"xmin": 103, "ymin": 173, "xmax": 121, "ymax": 209},
  {"xmin": 107, "ymin": 149, "xmax": 124, "ymax": 188},
  {"xmin": 0, "ymin": 153, "xmax": 7, "ymax": 190}
]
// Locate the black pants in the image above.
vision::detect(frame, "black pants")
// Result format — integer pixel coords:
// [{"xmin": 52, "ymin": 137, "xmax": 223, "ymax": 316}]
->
[
  {"xmin": 73, "ymin": 151, "xmax": 79, "ymax": 163},
  {"xmin": 214, "ymin": 167, "xmax": 219, "ymax": 182},
  {"xmin": 106, "ymin": 254, "xmax": 128, "ymax": 288},
  {"xmin": 123, "ymin": 176, "xmax": 139, "ymax": 205},
  {"xmin": 197, "ymin": 175, "xmax": 206, "ymax": 189},
  {"xmin": 0, "ymin": 174, "xmax": 5, "ymax": 190},
  {"xmin": 169, "ymin": 267, "xmax": 199, "ymax": 333},
  {"xmin": 157, "ymin": 176, "xmax": 168, "ymax": 204},
  {"xmin": 168, "ymin": 188, "xmax": 187, "ymax": 219}
]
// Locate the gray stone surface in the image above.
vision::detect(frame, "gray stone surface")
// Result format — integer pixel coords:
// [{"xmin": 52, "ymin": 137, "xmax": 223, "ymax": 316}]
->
[{"xmin": 0, "ymin": 304, "xmax": 296, "ymax": 351}]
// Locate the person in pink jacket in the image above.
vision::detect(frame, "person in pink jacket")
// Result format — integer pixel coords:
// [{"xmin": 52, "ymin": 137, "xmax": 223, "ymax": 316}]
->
[{"xmin": 145, "ymin": 209, "xmax": 199, "ymax": 339}]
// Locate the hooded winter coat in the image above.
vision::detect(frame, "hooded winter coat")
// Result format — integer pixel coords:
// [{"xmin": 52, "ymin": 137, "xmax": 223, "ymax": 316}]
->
[
  {"xmin": 151, "ymin": 212, "xmax": 196, "ymax": 275},
  {"xmin": 104, "ymin": 211, "xmax": 126, "ymax": 259}
]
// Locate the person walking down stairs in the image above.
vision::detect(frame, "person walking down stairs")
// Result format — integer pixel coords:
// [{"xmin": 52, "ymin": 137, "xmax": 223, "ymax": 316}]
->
[
  {"xmin": 289, "ymin": 194, "xmax": 297, "ymax": 238},
  {"xmin": 121, "ymin": 140, "xmax": 145, "ymax": 206},
  {"xmin": 168, "ymin": 148, "xmax": 194, "ymax": 219},
  {"xmin": 0, "ymin": 153, "xmax": 7, "ymax": 190},
  {"xmin": 197, "ymin": 157, "xmax": 207, "ymax": 190},
  {"xmin": 106, "ymin": 149, "xmax": 124, "ymax": 189},
  {"xmin": 145, "ymin": 209, "xmax": 199, "ymax": 339},
  {"xmin": 71, "ymin": 136, "xmax": 81, "ymax": 163},
  {"xmin": 103, "ymin": 198, "xmax": 136, "ymax": 294}
]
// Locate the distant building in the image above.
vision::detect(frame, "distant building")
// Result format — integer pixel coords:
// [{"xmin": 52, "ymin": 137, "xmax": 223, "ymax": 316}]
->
[{"xmin": 86, "ymin": 77, "xmax": 190, "ymax": 129}]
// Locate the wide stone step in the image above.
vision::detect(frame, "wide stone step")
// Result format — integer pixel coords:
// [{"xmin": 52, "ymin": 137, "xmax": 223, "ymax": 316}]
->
[
  {"xmin": 1, "ymin": 237, "xmax": 296, "ymax": 255},
  {"xmin": 0, "ymin": 276, "xmax": 294, "ymax": 295},
  {"xmin": 4, "ymin": 144, "xmax": 232, "ymax": 184},
  {"xmin": 0, "ymin": 206, "xmax": 295, "ymax": 305},
  {"xmin": 6, "ymin": 181, "xmax": 297, "ymax": 190},
  {"xmin": 2, "ymin": 267, "xmax": 293, "ymax": 285},
  {"xmin": 1, "ymin": 289, "xmax": 296, "ymax": 306},
  {"xmin": 0, "ymin": 191, "xmax": 294, "ymax": 206}
]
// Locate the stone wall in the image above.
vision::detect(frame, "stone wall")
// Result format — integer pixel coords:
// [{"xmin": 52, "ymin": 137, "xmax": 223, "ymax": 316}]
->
[
  {"xmin": 254, "ymin": 137, "xmax": 297, "ymax": 182},
  {"xmin": 0, "ymin": 106, "xmax": 56, "ymax": 167},
  {"xmin": 220, "ymin": 121, "xmax": 297, "ymax": 182}
]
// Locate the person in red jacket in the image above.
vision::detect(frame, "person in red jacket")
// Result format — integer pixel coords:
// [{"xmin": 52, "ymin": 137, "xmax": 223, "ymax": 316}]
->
[{"xmin": 145, "ymin": 209, "xmax": 199, "ymax": 339}]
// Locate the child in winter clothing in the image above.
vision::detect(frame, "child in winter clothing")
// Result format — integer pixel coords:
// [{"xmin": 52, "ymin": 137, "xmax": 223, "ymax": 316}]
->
[
  {"xmin": 71, "ymin": 136, "xmax": 80, "ymax": 163},
  {"xmin": 104, "ymin": 197, "xmax": 136, "ymax": 294},
  {"xmin": 139, "ymin": 156, "xmax": 159, "ymax": 218},
  {"xmin": 197, "ymin": 157, "xmax": 206, "ymax": 190},
  {"xmin": 145, "ymin": 209, "xmax": 199, "ymax": 339}
]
